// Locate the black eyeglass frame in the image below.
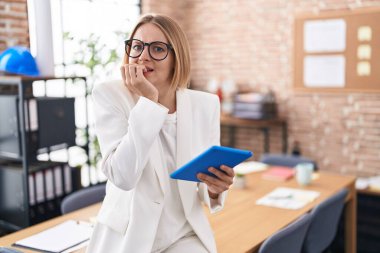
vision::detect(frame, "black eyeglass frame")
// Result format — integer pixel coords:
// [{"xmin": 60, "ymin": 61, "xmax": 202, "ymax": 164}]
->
[{"xmin": 124, "ymin": 39, "xmax": 174, "ymax": 61}]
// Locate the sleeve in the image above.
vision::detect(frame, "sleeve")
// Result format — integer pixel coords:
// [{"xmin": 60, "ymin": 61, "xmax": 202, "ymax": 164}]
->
[
  {"xmin": 92, "ymin": 84, "xmax": 168, "ymax": 191},
  {"xmin": 197, "ymin": 95, "xmax": 228, "ymax": 213}
]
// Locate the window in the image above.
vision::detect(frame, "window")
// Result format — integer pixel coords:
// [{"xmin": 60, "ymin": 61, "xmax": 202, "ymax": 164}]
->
[{"xmin": 51, "ymin": 0, "xmax": 141, "ymax": 81}]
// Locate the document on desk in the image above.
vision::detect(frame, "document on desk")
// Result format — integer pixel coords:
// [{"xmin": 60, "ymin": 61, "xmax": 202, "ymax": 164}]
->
[
  {"xmin": 256, "ymin": 187, "xmax": 320, "ymax": 210},
  {"xmin": 234, "ymin": 161, "xmax": 268, "ymax": 175},
  {"xmin": 13, "ymin": 220, "xmax": 93, "ymax": 253}
]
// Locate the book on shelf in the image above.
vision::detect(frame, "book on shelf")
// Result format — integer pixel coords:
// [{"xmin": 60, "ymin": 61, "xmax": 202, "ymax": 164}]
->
[
  {"xmin": 232, "ymin": 110, "xmax": 276, "ymax": 120},
  {"xmin": 234, "ymin": 92, "xmax": 271, "ymax": 103},
  {"xmin": 232, "ymin": 92, "xmax": 277, "ymax": 120},
  {"xmin": 233, "ymin": 101, "xmax": 276, "ymax": 112},
  {"xmin": 262, "ymin": 167, "xmax": 295, "ymax": 181}
]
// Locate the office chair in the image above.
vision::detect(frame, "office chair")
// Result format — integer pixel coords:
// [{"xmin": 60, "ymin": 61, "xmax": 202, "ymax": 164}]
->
[
  {"xmin": 61, "ymin": 183, "xmax": 106, "ymax": 214},
  {"xmin": 258, "ymin": 213, "xmax": 313, "ymax": 253},
  {"xmin": 302, "ymin": 188, "xmax": 348, "ymax": 253},
  {"xmin": 260, "ymin": 153, "xmax": 317, "ymax": 170},
  {"xmin": 0, "ymin": 247, "xmax": 23, "ymax": 253}
]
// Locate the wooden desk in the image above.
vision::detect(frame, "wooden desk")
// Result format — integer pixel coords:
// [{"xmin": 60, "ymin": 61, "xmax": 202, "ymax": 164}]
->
[
  {"xmin": 0, "ymin": 204, "xmax": 99, "ymax": 253},
  {"xmin": 221, "ymin": 114, "xmax": 287, "ymax": 153},
  {"xmin": 208, "ymin": 171, "xmax": 356, "ymax": 253},
  {"xmin": 0, "ymin": 172, "xmax": 356, "ymax": 253},
  {"xmin": 357, "ymin": 188, "xmax": 380, "ymax": 197}
]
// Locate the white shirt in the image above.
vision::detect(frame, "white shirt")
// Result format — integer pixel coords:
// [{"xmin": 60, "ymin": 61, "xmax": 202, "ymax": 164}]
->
[{"xmin": 152, "ymin": 112, "xmax": 194, "ymax": 252}]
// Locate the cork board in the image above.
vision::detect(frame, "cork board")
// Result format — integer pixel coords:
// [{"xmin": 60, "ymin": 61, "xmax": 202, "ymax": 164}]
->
[{"xmin": 294, "ymin": 7, "xmax": 380, "ymax": 93}]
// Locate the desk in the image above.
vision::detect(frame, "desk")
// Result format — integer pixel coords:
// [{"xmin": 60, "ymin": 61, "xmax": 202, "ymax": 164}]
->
[
  {"xmin": 221, "ymin": 114, "xmax": 287, "ymax": 153},
  {"xmin": 357, "ymin": 188, "xmax": 380, "ymax": 196},
  {"xmin": 0, "ymin": 204, "xmax": 99, "ymax": 253},
  {"xmin": 209, "ymin": 171, "xmax": 356, "ymax": 253},
  {"xmin": 0, "ymin": 172, "xmax": 356, "ymax": 253}
]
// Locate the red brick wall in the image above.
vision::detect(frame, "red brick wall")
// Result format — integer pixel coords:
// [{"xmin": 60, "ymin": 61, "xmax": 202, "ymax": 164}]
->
[
  {"xmin": 0, "ymin": 0, "xmax": 30, "ymax": 52},
  {"xmin": 143, "ymin": 0, "xmax": 380, "ymax": 176},
  {"xmin": 6, "ymin": 0, "xmax": 379, "ymax": 176}
]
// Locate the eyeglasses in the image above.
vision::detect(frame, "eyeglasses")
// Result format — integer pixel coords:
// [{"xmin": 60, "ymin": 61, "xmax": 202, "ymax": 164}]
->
[{"xmin": 124, "ymin": 39, "xmax": 173, "ymax": 61}]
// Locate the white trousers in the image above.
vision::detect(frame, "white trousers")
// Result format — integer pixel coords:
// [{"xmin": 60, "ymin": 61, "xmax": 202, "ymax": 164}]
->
[{"xmin": 158, "ymin": 235, "xmax": 209, "ymax": 253}]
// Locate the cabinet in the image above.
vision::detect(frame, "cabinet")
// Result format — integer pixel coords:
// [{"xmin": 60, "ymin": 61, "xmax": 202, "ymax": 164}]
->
[
  {"xmin": 331, "ymin": 190, "xmax": 380, "ymax": 253},
  {"xmin": 0, "ymin": 76, "xmax": 90, "ymax": 232}
]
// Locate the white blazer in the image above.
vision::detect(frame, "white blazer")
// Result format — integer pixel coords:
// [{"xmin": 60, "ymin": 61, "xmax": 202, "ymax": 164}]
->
[{"xmin": 90, "ymin": 80, "xmax": 226, "ymax": 253}]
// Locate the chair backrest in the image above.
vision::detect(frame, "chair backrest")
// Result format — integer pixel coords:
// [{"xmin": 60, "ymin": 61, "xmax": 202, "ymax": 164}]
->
[
  {"xmin": 260, "ymin": 153, "xmax": 317, "ymax": 170},
  {"xmin": 259, "ymin": 213, "xmax": 313, "ymax": 253},
  {"xmin": 302, "ymin": 188, "xmax": 348, "ymax": 253},
  {"xmin": 61, "ymin": 183, "xmax": 106, "ymax": 214}
]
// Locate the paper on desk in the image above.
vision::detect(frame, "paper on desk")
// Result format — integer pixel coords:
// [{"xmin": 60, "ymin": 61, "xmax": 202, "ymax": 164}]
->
[
  {"xmin": 356, "ymin": 177, "xmax": 370, "ymax": 190},
  {"xmin": 62, "ymin": 241, "xmax": 90, "ymax": 253},
  {"xmin": 234, "ymin": 161, "xmax": 268, "ymax": 175},
  {"xmin": 256, "ymin": 187, "xmax": 320, "ymax": 210},
  {"xmin": 14, "ymin": 220, "xmax": 93, "ymax": 253}
]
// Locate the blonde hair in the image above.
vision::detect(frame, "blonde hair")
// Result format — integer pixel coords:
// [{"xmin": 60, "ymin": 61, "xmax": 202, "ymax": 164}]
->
[{"xmin": 124, "ymin": 13, "xmax": 191, "ymax": 90}]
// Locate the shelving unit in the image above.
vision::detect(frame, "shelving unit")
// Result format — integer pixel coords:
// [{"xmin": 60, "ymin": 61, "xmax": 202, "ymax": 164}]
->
[{"xmin": 0, "ymin": 76, "xmax": 90, "ymax": 232}]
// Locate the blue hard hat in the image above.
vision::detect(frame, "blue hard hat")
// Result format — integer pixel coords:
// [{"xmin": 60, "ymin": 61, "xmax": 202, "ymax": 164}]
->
[{"xmin": 0, "ymin": 46, "xmax": 40, "ymax": 76}]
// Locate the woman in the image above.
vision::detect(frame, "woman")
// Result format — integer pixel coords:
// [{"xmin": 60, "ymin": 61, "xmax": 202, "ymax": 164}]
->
[{"xmin": 87, "ymin": 13, "xmax": 234, "ymax": 253}]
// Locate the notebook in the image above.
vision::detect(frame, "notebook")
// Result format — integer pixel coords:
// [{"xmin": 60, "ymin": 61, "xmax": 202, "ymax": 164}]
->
[
  {"xmin": 13, "ymin": 220, "xmax": 93, "ymax": 253},
  {"xmin": 262, "ymin": 167, "xmax": 295, "ymax": 181}
]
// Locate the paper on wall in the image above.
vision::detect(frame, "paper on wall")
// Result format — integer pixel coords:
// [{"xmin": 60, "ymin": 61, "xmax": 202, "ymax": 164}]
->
[
  {"xmin": 358, "ymin": 26, "xmax": 372, "ymax": 41},
  {"xmin": 304, "ymin": 19, "xmax": 346, "ymax": 53},
  {"xmin": 357, "ymin": 62, "xmax": 371, "ymax": 76},
  {"xmin": 304, "ymin": 55, "xmax": 346, "ymax": 87},
  {"xmin": 357, "ymin": 45, "xmax": 371, "ymax": 60}
]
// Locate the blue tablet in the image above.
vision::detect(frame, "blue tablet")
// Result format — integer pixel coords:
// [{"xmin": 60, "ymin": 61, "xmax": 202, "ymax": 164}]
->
[{"xmin": 170, "ymin": 146, "xmax": 253, "ymax": 182}]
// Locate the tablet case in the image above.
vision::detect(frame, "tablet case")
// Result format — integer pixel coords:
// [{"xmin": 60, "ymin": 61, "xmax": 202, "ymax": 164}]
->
[{"xmin": 170, "ymin": 146, "xmax": 253, "ymax": 182}]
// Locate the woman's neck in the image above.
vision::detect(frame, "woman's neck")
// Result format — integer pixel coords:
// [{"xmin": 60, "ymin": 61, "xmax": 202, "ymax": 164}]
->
[{"xmin": 158, "ymin": 88, "xmax": 176, "ymax": 114}]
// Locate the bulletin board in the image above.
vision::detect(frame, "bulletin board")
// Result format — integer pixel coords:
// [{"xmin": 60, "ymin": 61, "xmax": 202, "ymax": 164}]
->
[{"xmin": 294, "ymin": 7, "xmax": 380, "ymax": 93}]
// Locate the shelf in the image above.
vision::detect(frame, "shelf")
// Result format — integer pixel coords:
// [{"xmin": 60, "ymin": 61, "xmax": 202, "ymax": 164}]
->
[{"xmin": 0, "ymin": 76, "xmax": 90, "ymax": 231}]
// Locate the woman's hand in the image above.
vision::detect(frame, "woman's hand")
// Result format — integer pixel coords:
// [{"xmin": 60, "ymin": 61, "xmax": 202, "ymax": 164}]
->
[
  {"xmin": 197, "ymin": 165, "xmax": 235, "ymax": 199},
  {"xmin": 121, "ymin": 64, "xmax": 159, "ymax": 102}
]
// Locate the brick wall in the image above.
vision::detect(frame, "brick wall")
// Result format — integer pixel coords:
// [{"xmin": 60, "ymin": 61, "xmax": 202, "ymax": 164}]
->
[
  {"xmin": 143, "ymin": 0, "xmax": 380, "ymax": 176},
  {"xmin": 4, "ymin": 0, "xmax": 380, "ymax": 176},
  {"xmin": 0, "ymin": 0, "xmax": 29, "ymax": 52}
]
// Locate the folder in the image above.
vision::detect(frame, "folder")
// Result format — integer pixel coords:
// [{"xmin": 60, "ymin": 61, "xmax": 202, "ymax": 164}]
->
[{"xmin": 262, "ymin": 167, "xmax": 295, "ymax": 181}]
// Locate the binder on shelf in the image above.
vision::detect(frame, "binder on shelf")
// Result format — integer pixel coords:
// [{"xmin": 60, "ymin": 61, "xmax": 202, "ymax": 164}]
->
[
  {"xmin": 45, "ymin": 169, "xmax": 54, "ymax": 200},
  {"xmin": 0, "ymin": 96, "xmax": 39, "ymax": 160},
  {"xmin": 64, "ymin": 164, "xmax": 72, "ymax": 194},
  {"xmin": 54, "ymin": 165, "xmax": 64, "ymax": 197},
  {"xmin": 0, "ymin": 96, "xmax": 77, "ymax": 160},
  {"xmin": 37, "ymin": 97, "xmax": 76, "ymax": 149},
  {"xmin": 29, "ymin": 174, "xmax": 35, "ymax": 206},
  {"xmin": 35, "ymin": 171, "xmax": 44, "ymax": 204}
]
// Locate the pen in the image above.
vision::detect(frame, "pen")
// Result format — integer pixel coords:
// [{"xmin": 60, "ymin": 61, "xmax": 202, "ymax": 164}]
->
[{"xmin": 268, "ymin": 194, "xmax": 293, "ymax": 200}]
